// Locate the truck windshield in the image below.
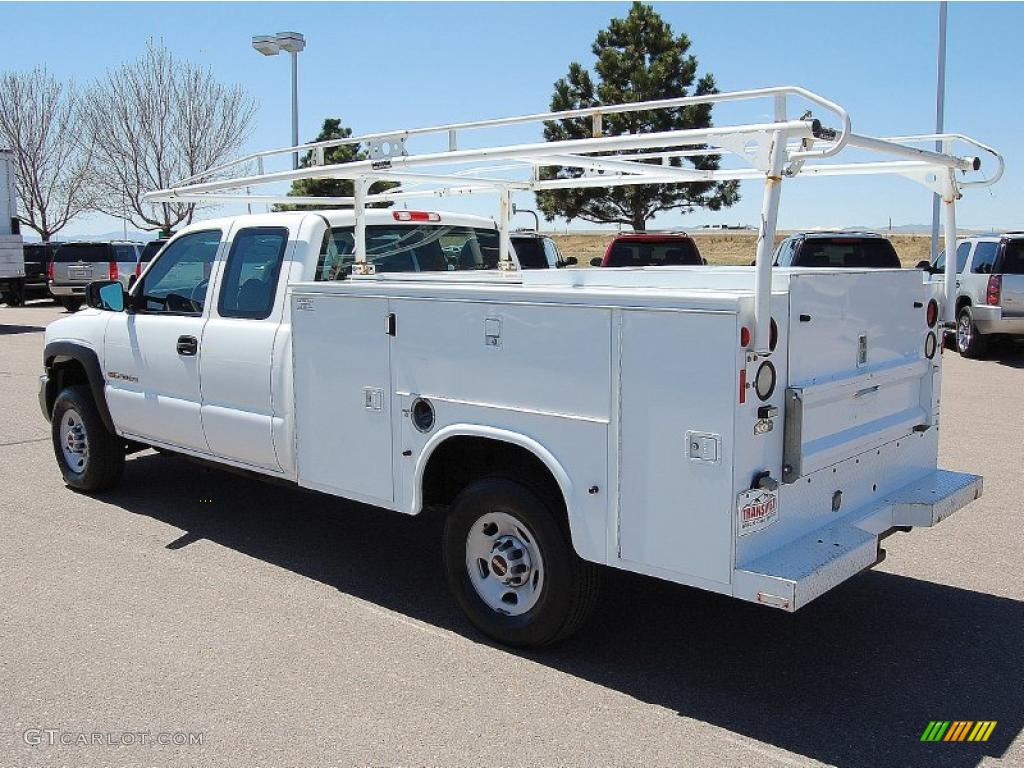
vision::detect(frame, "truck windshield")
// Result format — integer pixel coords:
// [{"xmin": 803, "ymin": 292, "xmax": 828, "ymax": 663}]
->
[
  {"xmin": 510, "ymin": 238, "xmax": 548, "ymax": 269},
  {"xmin": 795, "ymin": 238, "xmax": 901, "ymax": 268},
  {"xmin": 605, "ymin": 239, "xmax": 701, "ymax": 267},
  {"xmin": 317, "ymin": 224, "xmax": 500, "ymax": 280},
  {"xmin": 1000, "ymin": 241, "xmax": 1024, "ymax": 274}
]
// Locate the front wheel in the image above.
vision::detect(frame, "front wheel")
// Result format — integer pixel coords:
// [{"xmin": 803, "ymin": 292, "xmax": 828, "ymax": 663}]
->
[
  {"xmin": 957, "ymin": 306, "xmax": 989, "ymax": 359},
  {"xmin": 4, "ymin": 281, "xmax": 25, "ymax": 306},
  {"xmin": 443, "ymin": 477, "xmax": 600, "ymax": 647},
  {"xmin": 51, "ymin": 386, "xmax": 125, "ymax": 492}
]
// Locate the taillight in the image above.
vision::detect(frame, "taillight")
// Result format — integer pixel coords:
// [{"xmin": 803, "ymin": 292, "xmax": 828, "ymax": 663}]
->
[
  {"xmin": 393, "ymin": 211, "xmax": 440, "ymax": 222},
  {"xmin": 109, "ymin": 260, "xmax": 118, "ymax": 281},
  {"xmin": 47, "ymin": 260, "xmax": 54, "ymax": 282},
  {"xmin": 986, "ymin": 275, "xmax": 1002, "ymax": 306},
  {"xmin": 135, "ymin": 260, "xmax": 142, "ymax": 278},
  {"xmin": 926, "ymin": 299, "xmax": 938, "ymax": 328}
]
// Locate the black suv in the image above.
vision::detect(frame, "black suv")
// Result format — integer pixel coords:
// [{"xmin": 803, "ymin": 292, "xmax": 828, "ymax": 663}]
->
[
  {"xmin": 510, "ymin": 232, "xmax": 576, "ymax": 269},
  {"xmin": 2, "ymin": 242, "xmax": 59, "ymax": 305},
  {"xmin": 772, "ymin": 231, "xmax": 901, "ymax": 268}
]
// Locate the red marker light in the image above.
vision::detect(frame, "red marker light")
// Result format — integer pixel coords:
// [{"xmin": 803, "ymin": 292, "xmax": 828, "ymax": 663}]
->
[
  {"xmin": 393, "ymin": 211, "xmax": 441, "ymax": 222},
  {"xmin": 926, "ymin": 299, "xmax": 938, "ymax": 328},
  {"xmin": 740, "ymin": 326, "xmax": 750, "ymax": 347}
]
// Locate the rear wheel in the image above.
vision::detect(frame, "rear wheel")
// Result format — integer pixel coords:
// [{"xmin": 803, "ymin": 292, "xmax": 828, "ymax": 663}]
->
[
  {"xmin": 443, "ymin": 477, "xmax": 599, "ymax": 647},
  {"xmin": 51, "ymin": 386, "xmax": 124, "ymax": 492},
  {"xmin": 59, "ymin": 297, "xmax": 82, "ymax": 312},
  {"xmin": 4, "ymin": 280, "xmax": 24, "ymax": 306},
  {"xmin": 957, "ymin": 306, "xmax": 989, "ymax": 358}
]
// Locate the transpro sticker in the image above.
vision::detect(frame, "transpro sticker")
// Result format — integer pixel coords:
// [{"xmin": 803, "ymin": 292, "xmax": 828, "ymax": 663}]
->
[{"xmin": 737, "ymin": 488, "xmax": 779, "ymax": 536}]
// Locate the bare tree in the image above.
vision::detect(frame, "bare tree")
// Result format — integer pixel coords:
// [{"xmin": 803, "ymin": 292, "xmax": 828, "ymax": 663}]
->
[
  {"xmin": 0, "ymin": 67, "xmax": 95, "ymax": 241},
  {"xmin": 83, "ymin": 41, "xmax": 257, "ymax": 234}
]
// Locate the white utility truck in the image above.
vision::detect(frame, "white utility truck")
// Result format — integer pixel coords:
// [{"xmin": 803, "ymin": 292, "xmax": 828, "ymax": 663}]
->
[
  {"xmin": 0, "ymin": 149, "xmax": 26, "ymax": 303},
  {"xmin": 40, "ymin": 87, "xmax": 1002, "ymax": 647}
]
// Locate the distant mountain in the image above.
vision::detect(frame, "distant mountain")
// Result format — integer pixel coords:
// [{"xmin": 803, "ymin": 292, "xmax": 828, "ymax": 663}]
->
[{"xmin": 21, "ymin": 229, "xmax": 159, "ymax": 243}]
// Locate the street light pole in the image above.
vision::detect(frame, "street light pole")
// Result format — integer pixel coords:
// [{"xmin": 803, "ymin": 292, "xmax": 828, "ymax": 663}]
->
[
  {"xmin": 290, "ymin": 47, "xmax": 299, "ymax": 170},
  {"xmin": 930, "ymin": 2, "xmax": 948, "ymax": 259},
  {"xmin": 252, "ymin": 31, "xmax": 306, "ymax": 170}
]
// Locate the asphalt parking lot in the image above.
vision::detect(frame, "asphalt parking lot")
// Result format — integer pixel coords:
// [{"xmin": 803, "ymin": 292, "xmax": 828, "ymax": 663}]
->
[{"xmin": 1, "ymin": 300, "xmax": 1021, "ymax": 768}]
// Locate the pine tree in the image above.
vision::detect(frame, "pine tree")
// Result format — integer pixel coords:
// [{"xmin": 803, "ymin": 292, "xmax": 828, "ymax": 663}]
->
[
  {"xmin": 536, "ymin": 2, "xmax": 739, "ymax": 231},
  {"xmin": 275, "ymin": 118, "xmax": 397, "ymax": 211}
]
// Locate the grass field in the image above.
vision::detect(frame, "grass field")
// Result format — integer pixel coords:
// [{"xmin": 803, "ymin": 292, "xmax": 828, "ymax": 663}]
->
[{"xmin": 550, "ymin": 231, "xmax": 933, "ymax": 268}]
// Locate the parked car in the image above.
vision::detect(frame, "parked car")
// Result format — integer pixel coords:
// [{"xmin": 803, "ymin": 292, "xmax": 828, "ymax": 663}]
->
[
  {"xmin": 510, "ymin": 232, "xmax": 576, "ymax": 269},
  {"xmin": 919, "ymin": 233, "xmax": 1024, "ymax": 357},
  {"xmin": 48, "ymin": 241, "xmax": 142, "ymax": 311},
  {"xmin": 2, "ymin": 242, "xmax": 58, "ymax": 305},
  {"xmin": 771, "ymin": 231, "xmax": 901, "ymax": 268},
  {"xmin": 590, "ymin": 232, "xmax": 704, "ymax": 267}
]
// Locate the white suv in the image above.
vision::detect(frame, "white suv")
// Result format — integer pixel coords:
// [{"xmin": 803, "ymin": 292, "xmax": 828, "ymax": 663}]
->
[{"xmin": 921, "ymin": 233, "xmax": 1024, "ymax": 357}]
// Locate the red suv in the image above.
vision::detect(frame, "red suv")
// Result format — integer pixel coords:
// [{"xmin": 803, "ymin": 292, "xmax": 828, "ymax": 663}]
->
[{"xmin": 591, "ymin": 232, "xmax": 704, "ymax": 268}]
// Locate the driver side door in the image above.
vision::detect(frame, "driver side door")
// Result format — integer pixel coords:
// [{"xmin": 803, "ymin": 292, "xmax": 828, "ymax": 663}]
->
[{"xmin": 103, "ymin": 229, "xmax": 223, "ymax": 452}]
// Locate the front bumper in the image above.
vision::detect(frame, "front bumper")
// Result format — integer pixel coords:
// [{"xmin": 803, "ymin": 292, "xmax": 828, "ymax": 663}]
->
[
  {"xmin": 38, "ymin": 373, "xmax": 50, "ymax": 421},
  {"xmin": 733, "ymin": 469, "xmax": 983, "ymax": 611},
  {"xmin": 971, "ymin": 304, "xmax": 1024, "ymax": 335}
]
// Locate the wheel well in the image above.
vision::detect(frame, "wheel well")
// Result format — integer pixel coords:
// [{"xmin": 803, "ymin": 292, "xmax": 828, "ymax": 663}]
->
[
  {"xmin": 45, "ymin": 357, "xmax": 89, "ymax": 415},
  {"xmin": 421, "ymin": 436, "xmax": 566, "ymax": 518}
]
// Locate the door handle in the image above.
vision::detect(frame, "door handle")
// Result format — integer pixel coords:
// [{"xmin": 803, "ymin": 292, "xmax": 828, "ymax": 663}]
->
[{"xmin": 176, "ymin": 335, "xmax": 198, "ymax": 356}]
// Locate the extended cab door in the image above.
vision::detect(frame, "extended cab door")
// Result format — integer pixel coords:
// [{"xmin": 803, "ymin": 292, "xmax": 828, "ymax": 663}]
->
[
  {"xmin": 104, "ymin": 229, "xmax": 222, "ymax": 452},
  {"xmin": 199, "ymin": 224, "xmax": 292, "ymax": 471}
]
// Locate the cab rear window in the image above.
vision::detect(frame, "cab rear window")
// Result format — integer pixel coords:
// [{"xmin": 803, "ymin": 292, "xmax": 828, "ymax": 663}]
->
[
  {"xmin": 605, "ymin": 239, "xmax": 701, "ymax": 267},
  {"xmin": 316, "ymin": 224, "xmax": 499, "ymax": 280}
]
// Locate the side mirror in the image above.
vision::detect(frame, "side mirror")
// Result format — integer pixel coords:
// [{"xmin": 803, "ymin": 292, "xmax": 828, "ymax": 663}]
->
[
  {"xmin": 86, "ymin": 280, "xmax": 126, "ymax": 312},
  {"xmin": 915, "ymin": 260, "xmax": 933, "ymax": 271},
  {"xmin": 590, "ymin": 257, "xmax": 603, "ymax": 267},
  {"xmin": 563, "ymin": 256, "xmax": 578, "ymax": 267}
]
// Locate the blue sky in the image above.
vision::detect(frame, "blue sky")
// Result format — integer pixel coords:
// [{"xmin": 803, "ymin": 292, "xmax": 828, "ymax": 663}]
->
[{"xmin": 6, "ymin": 1, "xmax": 1023, "ymax": 237}]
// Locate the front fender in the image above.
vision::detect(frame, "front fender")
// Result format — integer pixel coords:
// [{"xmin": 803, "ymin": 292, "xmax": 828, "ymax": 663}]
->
[{"xmin": 42, "ymin": 341, "xmax": 115, "ymax": 433}]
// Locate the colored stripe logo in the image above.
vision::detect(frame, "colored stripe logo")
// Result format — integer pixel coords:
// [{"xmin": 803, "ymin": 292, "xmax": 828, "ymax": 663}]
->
[{"xmin": 921, "ymin": 721, "xmax": 997, "ymax": 742}]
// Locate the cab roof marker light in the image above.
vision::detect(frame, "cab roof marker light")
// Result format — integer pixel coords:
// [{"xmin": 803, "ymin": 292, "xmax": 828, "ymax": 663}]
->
[{"xmin": 394, "ymin": 211, "xmax": 441, "ymax": 222}]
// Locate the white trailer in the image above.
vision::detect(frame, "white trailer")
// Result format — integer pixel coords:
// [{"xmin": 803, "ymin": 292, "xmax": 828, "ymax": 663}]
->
[
  {"xmin": 0, "ymin": 149, "xmax": 26, "ymax": 302},
  {"xmin": 40, "ymin": 87, "xmax": 1001, "ymax": 647}
]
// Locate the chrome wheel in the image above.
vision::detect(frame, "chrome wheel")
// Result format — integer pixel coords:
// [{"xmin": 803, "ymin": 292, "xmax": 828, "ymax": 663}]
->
[
  {"xmin": 466, "ymin": 511, "xmax": 544, "ymax": 616},
  {"xmin": 957, "ymin": 312, "xmax": 972, "ymax": 352},
  {"xmin": 59, "ymin": 408, "xmax": 89, "ymax": 474}
]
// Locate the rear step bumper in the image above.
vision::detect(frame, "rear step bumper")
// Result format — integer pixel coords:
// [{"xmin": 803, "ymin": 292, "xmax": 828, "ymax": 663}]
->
[{"xmin": 733, "ymin": 470, "xmax": 982, "ymax": 611}]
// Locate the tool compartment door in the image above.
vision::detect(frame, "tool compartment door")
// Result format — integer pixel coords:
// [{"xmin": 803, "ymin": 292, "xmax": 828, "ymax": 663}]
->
[
  {"xmin": 784, "ymin": 270, "xmax": 935, "ymax": 481},
  {"xmin": 617, "ymin": 309, "xmax": 736, "ymax": 585},
  {"xmin": 292, "ymin": 293, "xmax": 394, "ymax": 505}
]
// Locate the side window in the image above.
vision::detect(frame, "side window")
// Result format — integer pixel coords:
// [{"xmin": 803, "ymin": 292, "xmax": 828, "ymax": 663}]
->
[
  {"xmin": 542, "ymin": 238, "xmax": 561, "ymax": 268},
  {"xmin": 137, "ymin": 230, "xmax": 221, "ymax": 314},
  {"xmin": 955, "ymin": 242, "xmax": 972, "ymax": 273},
  {"xmin": 971, "ymin": 242, "xmax": 998, "ymax": 273},
  {"xmin": 776, "ymin": 239, "xmax": 794, "ymax": 266},
  {"xmin": 218, "ymin": 227, "xmax": 289, "ymax": 320}
]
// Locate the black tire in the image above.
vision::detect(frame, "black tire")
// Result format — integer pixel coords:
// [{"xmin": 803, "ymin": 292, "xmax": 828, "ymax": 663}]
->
[
  {"xmin": 956, "ymin": 306, "xmax": 989, "ymax": 359},
  {"xmin": 4, "ymin": 281, "xmax": 24, "ymax": 306},
  {"xmin": 59, "ymin": 297, "xmax": 82, "ymax": 312},
  {"xmin": 443, "ymin": 476, "xmax": 600, "ymax": 647},
  {"xmin": 51, "ymin": 385, "xmax": 125, "ymax": 492}
]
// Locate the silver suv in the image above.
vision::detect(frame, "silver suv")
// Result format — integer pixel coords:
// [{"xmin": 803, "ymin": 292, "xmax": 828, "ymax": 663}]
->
[
  {"xmin": 50, "ymin": 241, "xmax": 142, "ymax": 311},
  {"xmin": 921, "ymin": 233, "xmax": 1024, "ymax": 357}
]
